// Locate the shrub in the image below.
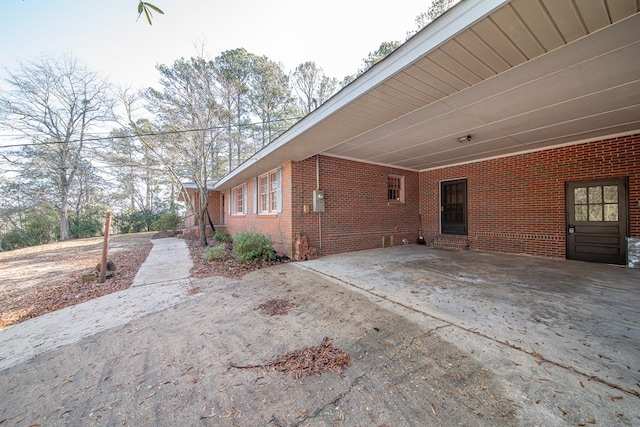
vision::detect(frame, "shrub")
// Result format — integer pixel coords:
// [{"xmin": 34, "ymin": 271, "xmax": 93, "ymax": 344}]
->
[
  {"xmin": 0, "ymin": 228, "xmax": 28, "ymax": 251},
  {"xmin": 152, "ymin": 212, "xmax": 181, "ymax": 232},
  {"xmin": 213, "ymin": 230, "xmax": 232, "ymax": 243},
  {"xmin": 232, "ymin": 231, "xmax": 275, "ymax": 262},
  {"xmin": 70, "ymin": 207, "xmax": 104, "ymax": 238},
  {"xmin": 116, "ymin": 209, "xmax": 157, "ymax": 233},
  {"xmin": 203, "ymin": 244, "xmax": 226, "ymax": 262}
]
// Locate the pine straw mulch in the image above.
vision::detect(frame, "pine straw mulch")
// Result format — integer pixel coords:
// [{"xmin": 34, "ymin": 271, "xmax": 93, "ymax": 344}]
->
[
  {"xmin": 255, "ymin": 298, "xmax": 299, "ymax": 316},
  {"xmin": 0, "ymin": 238, "xmax": 152, "ymax": 329},
  {"xmin": 232, "ymin": 337, "xmax": 352, "ymax": 380},
  {"xmin": 184, "ymin": 237, "xmax": 290, "ymax": 279}
]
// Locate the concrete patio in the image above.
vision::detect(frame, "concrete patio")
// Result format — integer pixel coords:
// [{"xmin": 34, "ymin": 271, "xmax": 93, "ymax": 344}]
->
[{"xmin": 299, "ymin": 245, "xmax": 640, "ymax": 397}]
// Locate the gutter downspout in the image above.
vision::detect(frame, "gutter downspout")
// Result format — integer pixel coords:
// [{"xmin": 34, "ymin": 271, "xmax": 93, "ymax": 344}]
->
[{"xmin": 317, "ymin": 154, "xmax": 322, "ymax": 251}]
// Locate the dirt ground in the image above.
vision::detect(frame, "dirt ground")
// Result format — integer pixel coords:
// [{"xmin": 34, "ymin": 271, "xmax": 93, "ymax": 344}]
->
[
  {"xmin": 0, "ymin": 233, "xmax": 154, "ymax": 329},
  {"xmin": 0, "ymin": 264, "xmax": 520, "ymax": 426},
  {"xmin": 3, "ymin": 237, "xmax": 634, "ymax": 426},
  {"xmin": 0, "ymin": 234, "xmax": 274, "ymax": 329}
]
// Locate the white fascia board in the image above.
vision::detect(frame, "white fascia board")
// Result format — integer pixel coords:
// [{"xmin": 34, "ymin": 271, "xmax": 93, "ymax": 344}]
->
[
  {"xmin": 213, "ymin": 0, "xmax": 510, "ymax": 191},
  {"xmin": 180, "ymin": 182, "xmax": 217, "ymax": 190}
]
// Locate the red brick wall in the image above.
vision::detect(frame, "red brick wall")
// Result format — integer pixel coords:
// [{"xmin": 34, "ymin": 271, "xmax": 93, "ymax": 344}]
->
[
  {"xmin": 184, "ymin": 212, "xmax": 197, "ymax": 231},
  {"xmin": 419, "ymin": 134, "xmax": 640, "ymax": 258},
  {"xmin": 222, "ymin": 156, "xmax": 420, "ymax": 257},
  {"xmin": 183, "ymin": 190, "xmax": 224, "ymax": 238},
  {"xmin": 222, "ymin": 163, "xmax": 293, "ymax": 254},
  {"xmin": 219, "ymin": 133, "xmax": 639, "ymax": 260},
  {"xmin": 290, "ymin": 156, "xmax": 420, "ymax": 256},
  {"xmin": 206, "ymin": 191, "xmax": 222, "ymax": 226}
]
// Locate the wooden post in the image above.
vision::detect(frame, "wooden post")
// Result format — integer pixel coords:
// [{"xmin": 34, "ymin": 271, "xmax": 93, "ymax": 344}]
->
[{"xmin": 99, "ymin": 212, "xmax": 112, "ymax": 283}]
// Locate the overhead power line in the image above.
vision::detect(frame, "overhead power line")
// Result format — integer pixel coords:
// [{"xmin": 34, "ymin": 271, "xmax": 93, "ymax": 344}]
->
[{"xmin": 0, "ymin": 116, "xmax": 302, "ymax": 150}]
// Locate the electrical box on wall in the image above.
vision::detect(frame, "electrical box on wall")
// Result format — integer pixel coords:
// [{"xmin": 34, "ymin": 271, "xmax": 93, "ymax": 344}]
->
[{"xmin": 313, "ymin": 190, "xmax": 325, "ymax": 212}]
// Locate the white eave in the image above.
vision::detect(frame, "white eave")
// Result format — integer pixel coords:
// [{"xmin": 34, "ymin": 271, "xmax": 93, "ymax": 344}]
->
[
  {"xmin": 178, "ymin": 182, "xmax": 218, "ymax": 202},
  {"xmin": 215, "ymin": 0, "xmax": 640, "ymax": 191}
]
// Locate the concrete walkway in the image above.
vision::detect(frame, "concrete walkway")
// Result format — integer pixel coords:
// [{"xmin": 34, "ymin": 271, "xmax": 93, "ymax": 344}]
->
[{"xmin": 0, "ymin": 237, "xmax": 193, "ymax": 371}]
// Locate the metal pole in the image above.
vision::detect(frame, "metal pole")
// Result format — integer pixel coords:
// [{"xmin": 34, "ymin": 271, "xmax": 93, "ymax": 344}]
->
[{"xmin": 99, "ymin": 213, "xmax": 112, "ymax": 283}]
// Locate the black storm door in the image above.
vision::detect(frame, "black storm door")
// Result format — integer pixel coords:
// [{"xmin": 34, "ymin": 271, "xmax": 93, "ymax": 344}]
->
[{"xmin": 441, "ymin": 179, "xmax": 467, "ymax": 235}]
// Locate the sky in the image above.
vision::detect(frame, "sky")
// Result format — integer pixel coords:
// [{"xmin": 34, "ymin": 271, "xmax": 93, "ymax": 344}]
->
[{"xmin": 0, "ymin": 0, "xmax": 431, "ymax": 90}]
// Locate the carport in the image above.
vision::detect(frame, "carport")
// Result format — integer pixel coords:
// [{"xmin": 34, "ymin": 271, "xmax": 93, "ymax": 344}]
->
[
  {"xmin": 299, "ymin": 246, "xmax": 640, "ymax": 397},
  {"xmin": 212, "ymin": 0, "xmax": 640, "ymax": 263}
]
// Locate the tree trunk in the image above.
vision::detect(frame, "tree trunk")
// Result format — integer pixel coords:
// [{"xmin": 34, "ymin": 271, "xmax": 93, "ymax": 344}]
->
[
  {"xmin": 60, "ymin": 196, "xmax": 70, "ymax": 241},
  {"xmin": 198, "ymin": 208, "xmax": 208, "ymax": 246},
  {"xmin": 198, "ymin": 190, "xmax": 208, "ymax": 247}
]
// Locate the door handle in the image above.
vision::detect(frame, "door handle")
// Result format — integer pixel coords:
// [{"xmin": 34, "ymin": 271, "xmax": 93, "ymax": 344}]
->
[{"xmin": 568, "ymin": 226, "xmax": 575, "ymax": 234}]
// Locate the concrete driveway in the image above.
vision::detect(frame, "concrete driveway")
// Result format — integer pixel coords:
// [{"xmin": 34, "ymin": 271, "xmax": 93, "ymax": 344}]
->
[
  {"xmin": 2, "ymin": 240, "xmax": 638, "ymax": 425},
  {"xmin": 299, "ymin": 245, "xmax": 640, "ymax": 398}
]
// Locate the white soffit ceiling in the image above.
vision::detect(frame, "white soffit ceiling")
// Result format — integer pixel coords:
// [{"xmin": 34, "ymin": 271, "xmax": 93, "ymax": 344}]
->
[
  {"xmin": 215, "ymin": 0, "xmax": 640, "ymax": 189},
  {"xmin": 321, "ymin": 0, "xmax": 640, "ymax": 171}
]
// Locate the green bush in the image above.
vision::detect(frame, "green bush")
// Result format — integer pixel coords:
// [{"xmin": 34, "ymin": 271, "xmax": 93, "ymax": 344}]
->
[
  {"xmin": 70, "ymin": 206, "xmax": 105, "ymax": 239},
  {"xmin": 0, "ymin": 212, "xmax": 59, "ymax": 250},
  {"xmin": 25, "ymin": 212, "xmax": 59, "ymax": 245},
  {"xmin": 0, "ymin": 228, "xmax": 28, "ymax": 251},
  {"xmin": 213, "ymin": 230, "xmax": 232, "ymax": 243},
  {"xmin": 152, "ymin": 212, "xmax": 181, "ymax": 232},
  {"xmin": 116, "ymin": 209, "xmax": 157, "ymax": 233},
  {"xmin": 232, "ymin": 231, "xmax": 275, "ymax": 262},
  {"xmin": 203, "ymin": 244, "xmax": 226, "ymax": 261}
]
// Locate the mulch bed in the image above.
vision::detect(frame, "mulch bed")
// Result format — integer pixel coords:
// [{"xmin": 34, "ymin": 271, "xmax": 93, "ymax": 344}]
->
[
  {"xmin": 0, "ymin": 242, "xmax": 152, "ymax": 329},
  {"xmin": 184, "ymin": 237, "xmax": 290, "ymax": 279},
  {"xmin": 0, "ymin": 234, "xmax": 287, "ymax": 328}
]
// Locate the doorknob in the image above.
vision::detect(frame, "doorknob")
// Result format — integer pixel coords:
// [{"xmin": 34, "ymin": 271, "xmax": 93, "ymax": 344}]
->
[{"xmin": 568, "ymin": 226, "xmax": 575, "ymax": 234}]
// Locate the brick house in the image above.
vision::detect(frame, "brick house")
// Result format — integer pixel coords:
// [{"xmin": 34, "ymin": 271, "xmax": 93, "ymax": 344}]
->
[
  {"xmin": 179, "ymin": 182, "xmax": 219, "ymax": 238},
  {"xmin": 186, "ymin": 0, "xmax": 640, "ymax": 265}
]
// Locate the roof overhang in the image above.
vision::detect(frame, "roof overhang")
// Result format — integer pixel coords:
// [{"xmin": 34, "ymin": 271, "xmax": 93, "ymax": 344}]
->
[
  {"xmin": 215, "ymin": 0, "xmax": 640, "ymax": 191},
  {"xmin": 177, "ymin": 182, "xmax": 217, "ymax": 202}
]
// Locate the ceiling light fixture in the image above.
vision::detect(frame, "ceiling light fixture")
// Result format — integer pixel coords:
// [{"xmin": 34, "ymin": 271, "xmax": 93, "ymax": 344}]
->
[{"xmin": 457, "ymin": 134, "xmax": 471, "ymax": 143}]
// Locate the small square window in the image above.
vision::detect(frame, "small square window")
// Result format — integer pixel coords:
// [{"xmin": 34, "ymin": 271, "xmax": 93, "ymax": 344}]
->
[{"xmin": 387, "ymin": 175, "xmax": 404, "ymax": 203}]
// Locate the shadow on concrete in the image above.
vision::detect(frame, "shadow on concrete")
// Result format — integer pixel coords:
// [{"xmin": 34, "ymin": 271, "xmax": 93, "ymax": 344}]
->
[{"xmin": 300, "ymin": 245, "xmax": 640, "ymax": 396}]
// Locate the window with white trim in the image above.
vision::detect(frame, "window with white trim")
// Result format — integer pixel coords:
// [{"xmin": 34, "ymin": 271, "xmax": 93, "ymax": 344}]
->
[
  {"xmin": 258, "ymin": 169, "xmax": 281, "ymax": 213},
  {"xmin": 231, "ymin": 184, "xmax": 246, "ymax": 215},
  {"xmin": 387, "ymin": 174, "xmax": 404, "ymax": 203}
]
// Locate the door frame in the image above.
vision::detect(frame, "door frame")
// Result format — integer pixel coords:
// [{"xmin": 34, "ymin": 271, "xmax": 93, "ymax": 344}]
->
[
  {"xmin": 565, "ymin": 177, "xmax": 629, "ymax": 264},
  {"xmin": 440, "ymin": 178, "xmax": 468, "ymax": 235}
]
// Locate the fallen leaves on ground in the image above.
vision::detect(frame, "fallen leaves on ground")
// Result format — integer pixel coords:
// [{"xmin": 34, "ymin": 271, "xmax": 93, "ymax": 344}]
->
[
  {"xmin": 231, "ymin": 337, "xmax": 352, "ymax": 380},
  {"xmin": 255, "ymin": 299, "xmax": 299, "ymax": 316},
  {"xmin": 0, "ymin": 236, "xmax": 152, "ymax": 329},
  {"xmin": 184, "ymin": 237, "xmax": 289, "ymax": 279},
  {"xmin": 267, "ymin": 337, "xmax": 351, "ymax": 379}
]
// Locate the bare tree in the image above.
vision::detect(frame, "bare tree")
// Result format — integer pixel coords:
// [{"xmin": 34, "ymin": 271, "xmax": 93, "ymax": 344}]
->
[
  {"xmin": 105, "ymin": 85, "xmax": 169, "ymax": 215},
  {"xmin": 143, "ymin": 57, "xmax": 225, "ymax": 246},
  {"xmin": 0, "ymin": 55, "xmax": 114, "ymax": 240},
  {"xmin": 291, "ymin": 61, "xmax": 339, "ymax": 116}
]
